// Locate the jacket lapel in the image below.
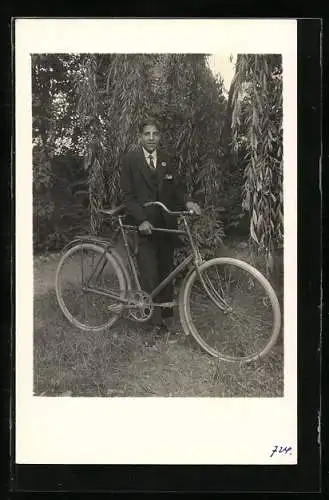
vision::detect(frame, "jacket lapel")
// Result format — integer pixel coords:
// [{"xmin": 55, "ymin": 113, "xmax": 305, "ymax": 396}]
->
[
  {"xmin": 156, "ymin": 150, "xmax": 168, "ymax": 183},
  {"xmin": 136, "ymin": 147, "xmax": 169, "ymax": 191},
  {"xmin": 136, "ymin": 147, "xmax": 155, "ymax": 190}
]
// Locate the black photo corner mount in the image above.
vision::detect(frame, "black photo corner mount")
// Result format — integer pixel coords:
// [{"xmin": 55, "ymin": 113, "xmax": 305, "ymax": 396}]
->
[{"xmin": 8, "ymin": 17, "xmax": 323, "ymax": 494}]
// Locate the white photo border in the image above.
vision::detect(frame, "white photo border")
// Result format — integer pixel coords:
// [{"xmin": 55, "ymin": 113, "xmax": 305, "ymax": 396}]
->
[{"xmin": 15, "ymin": 18, "xmax": 297, "ymax": 465}]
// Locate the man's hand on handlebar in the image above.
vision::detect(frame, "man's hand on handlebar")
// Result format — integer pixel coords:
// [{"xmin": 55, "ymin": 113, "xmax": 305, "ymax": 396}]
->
[
  {"xmin": 186, "ymin": 201, "xmax": 202, "ymax": 215},
  {"xmin": 138, "ymin": 220, "xmax": 153, "ymax": 235}
]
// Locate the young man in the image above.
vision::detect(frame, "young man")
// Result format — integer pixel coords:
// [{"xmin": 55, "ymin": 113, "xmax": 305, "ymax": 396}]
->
[{"xmin": 120, "ymin": 118, "xmax": 200, "ymax": 338}]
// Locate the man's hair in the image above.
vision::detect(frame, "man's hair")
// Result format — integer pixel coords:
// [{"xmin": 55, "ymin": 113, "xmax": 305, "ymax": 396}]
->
[{"xmin": 138, "ymin": 117, "xmax": 161, "ymax": 134}]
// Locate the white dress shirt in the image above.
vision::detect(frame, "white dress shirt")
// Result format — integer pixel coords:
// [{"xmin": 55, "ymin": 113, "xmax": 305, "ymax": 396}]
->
[{"xmin": 142, "ymin": 147, "xmax": 157, "ymax": 169}]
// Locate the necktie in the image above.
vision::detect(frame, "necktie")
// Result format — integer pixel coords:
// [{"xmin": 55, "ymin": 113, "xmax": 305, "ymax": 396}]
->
[{"xmin": 148, "ymin": 154, "xmax": 155, "ymax": 170}]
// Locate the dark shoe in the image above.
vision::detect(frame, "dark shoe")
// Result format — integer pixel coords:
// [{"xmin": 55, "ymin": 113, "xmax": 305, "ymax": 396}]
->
[
  {"xmin": 161, "ymin": 317, "xmax": 181, "ymax": 344},
  {"xmin": 143, "ymin": 324, "xmax": 164, "ymax": 348}
]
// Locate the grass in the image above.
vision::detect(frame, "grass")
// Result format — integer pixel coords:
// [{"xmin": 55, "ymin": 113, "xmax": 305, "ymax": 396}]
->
[{"xmin": 33, "ymin": 250, "xmax": 284, "ymax": 398}]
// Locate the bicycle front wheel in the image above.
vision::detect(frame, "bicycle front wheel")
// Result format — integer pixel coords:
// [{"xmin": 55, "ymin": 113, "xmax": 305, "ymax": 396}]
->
[
  {"xmin": 180, "ymin": 258, "xmax": 281, "ymax": 363},
  {"xmin": 55, "ymin": 243, "xmax": 127, "ymax": 332}
]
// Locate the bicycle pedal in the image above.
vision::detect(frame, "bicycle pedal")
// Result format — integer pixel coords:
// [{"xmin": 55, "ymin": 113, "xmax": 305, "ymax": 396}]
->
[
  {"xmin": 107, "ymin": 304, "xmax": 122, "ymax": 313},
  {"xmin": 157, "ymin": 301, "xmax": 177, "ymax": 308},
  {"xmin": 168, "ymin": 337, "xmax": 179, "ymax": 344}
]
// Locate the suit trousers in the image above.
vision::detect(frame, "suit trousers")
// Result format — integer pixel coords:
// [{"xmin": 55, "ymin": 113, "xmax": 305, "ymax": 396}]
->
[{"xmin": 137, "ymin": 232, "xmax": 175, "ymax": 324}]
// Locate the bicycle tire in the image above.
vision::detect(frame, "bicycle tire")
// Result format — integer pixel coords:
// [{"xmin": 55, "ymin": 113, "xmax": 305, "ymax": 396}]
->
[
  {"xmin": 179, "ymin": 257, "xmax": 281, "ymax": 363},
  {"xmin": 55, "ymin": 242, "xmax": 127, "ymax": 332}
]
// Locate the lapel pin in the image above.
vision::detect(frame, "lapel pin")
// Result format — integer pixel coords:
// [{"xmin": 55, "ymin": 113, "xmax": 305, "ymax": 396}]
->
[{"xmin": 161, "ymin": 161, "xmax": 167, "ymax": 167}]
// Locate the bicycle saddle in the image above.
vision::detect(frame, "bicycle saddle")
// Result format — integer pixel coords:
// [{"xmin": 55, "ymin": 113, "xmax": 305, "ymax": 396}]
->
[{"xmin": 99, "ymin": 204, "xmax": 126, "ymax": 216}]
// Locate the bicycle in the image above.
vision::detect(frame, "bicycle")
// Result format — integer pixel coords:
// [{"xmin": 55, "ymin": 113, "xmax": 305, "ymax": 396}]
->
[{"xmin": 55, "ymin": 201, "xmax": 281, "ymax": 363}]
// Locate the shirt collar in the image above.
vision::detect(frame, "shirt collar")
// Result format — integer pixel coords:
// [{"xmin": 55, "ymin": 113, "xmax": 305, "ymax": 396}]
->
[{"xmin": 142, "ymin": 146, "xmax": 157, "ymax": 160}]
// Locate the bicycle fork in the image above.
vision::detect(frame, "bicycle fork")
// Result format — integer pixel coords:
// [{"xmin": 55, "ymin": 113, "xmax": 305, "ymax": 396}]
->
[{"xmin": 182, "ymin": 217, "xmax": 230, "ymax": 313}]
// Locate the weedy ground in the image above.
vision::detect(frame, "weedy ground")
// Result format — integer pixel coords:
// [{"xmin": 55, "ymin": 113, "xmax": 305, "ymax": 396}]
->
[{"xmin": 33, "ymin": 243, "xmax": 284, "ymax": 398}]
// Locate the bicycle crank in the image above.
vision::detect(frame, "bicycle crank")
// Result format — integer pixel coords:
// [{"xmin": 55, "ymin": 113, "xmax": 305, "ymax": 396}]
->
[{"xmin": 127, "ymin": 291, "xmax": 154, "ymax": 322}]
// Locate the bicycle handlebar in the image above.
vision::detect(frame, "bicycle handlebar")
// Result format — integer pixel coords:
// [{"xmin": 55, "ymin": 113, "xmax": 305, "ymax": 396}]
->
[
  {"xmin": 143, "ymin": 201, "xmax": 195, "ymax": 216},
  {"xmin": 98, "ymin": 201, "xmax": 200, "ymax": 219}
]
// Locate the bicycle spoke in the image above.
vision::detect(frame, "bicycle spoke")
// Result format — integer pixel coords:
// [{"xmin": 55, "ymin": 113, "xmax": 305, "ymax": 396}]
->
[
  {"xmin": 80, "ymin": 245, "xmax": 84, "ymax": 285},
  {"xmin": 224, "ymin": 265, "xmax": 232, "ymax": 297},
  {"xmin": 83, "ymin": 289, "xmax": 88, "ymax": 325}
]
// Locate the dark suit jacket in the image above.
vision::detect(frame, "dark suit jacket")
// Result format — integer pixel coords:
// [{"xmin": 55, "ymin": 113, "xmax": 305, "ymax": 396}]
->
[{"xmin": 120, "ymin": 147, "xmax": 189, "ymax": 231}]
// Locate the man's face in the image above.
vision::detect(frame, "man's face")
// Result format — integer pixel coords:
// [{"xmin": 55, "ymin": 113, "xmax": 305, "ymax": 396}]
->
[{"xmin": 140, "ymin": 124, "xmax": 160, "ymax": 153}]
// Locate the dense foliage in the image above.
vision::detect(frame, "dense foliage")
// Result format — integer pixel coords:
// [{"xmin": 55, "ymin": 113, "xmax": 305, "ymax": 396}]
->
[
  {"xmin": 32, "ymin": 54, "xmax": 90, "ymax": 249},
  {"xmin": 32, "ymin": 53, "xmax": 283, "ymax": 274},
  {"xmin": 230, "ymin": 54, "xmax": 283, "ymax": 272},
  {"xmin": 33, "ymin": 53, "xmax": 229, "ymax": 254}
]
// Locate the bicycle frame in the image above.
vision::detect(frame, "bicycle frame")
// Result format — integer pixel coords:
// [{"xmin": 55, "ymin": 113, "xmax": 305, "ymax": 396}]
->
[{"xmin": 78, "ymin": 207, "xmax": 229, "ymax": 312}]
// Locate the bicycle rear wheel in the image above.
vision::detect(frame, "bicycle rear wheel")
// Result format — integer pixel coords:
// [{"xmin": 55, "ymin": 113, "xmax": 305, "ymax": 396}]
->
[
  {"xmin": 55, "ymin": 243, "xmax": 127, "ymax": 331},
  {"xmin": 180, "ymin": 257, "xmax": 281, "ymax": 363}
]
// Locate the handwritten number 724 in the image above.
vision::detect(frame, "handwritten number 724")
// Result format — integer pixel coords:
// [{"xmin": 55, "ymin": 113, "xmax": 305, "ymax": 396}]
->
[{"xmin": 270, "ymin": 445, "xmax": 292, "ymax": 457}]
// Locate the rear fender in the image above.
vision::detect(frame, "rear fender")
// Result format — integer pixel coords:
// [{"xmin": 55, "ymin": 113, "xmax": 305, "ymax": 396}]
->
[{"xmin": 61, "ymin": 235, "xmax": 116, "ymax": 254}]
